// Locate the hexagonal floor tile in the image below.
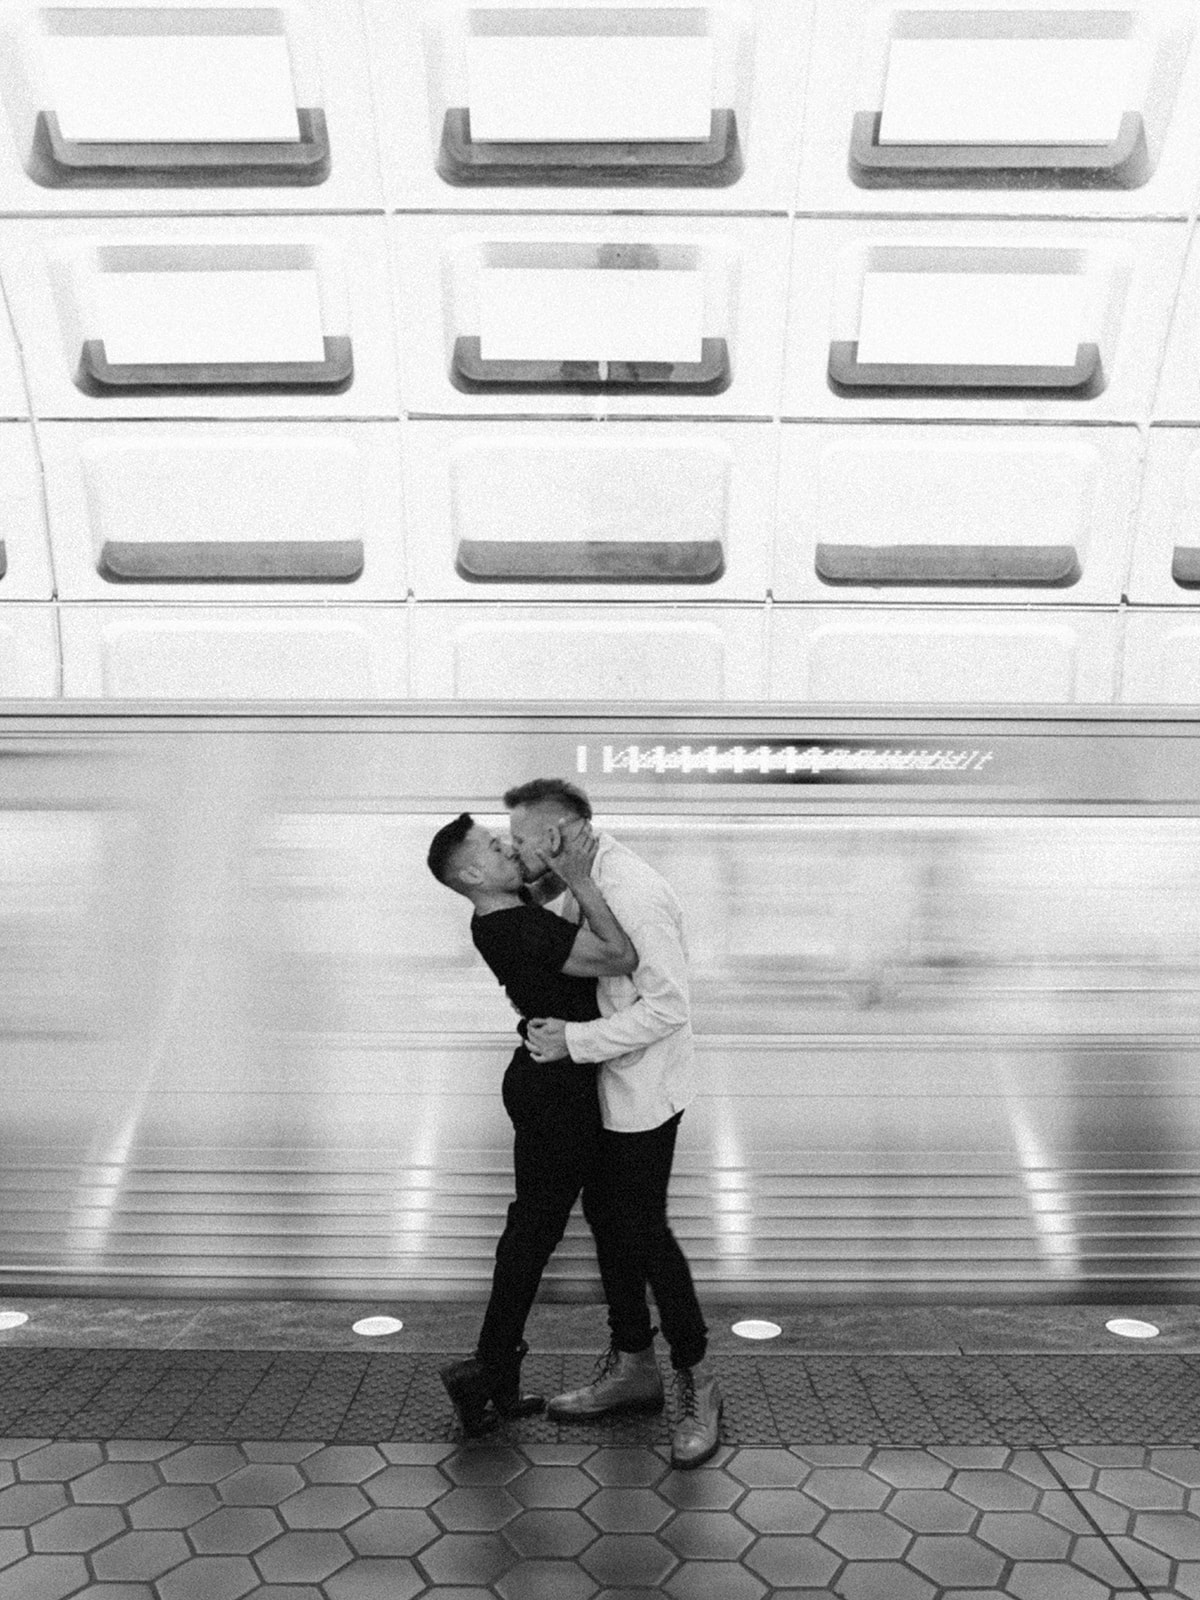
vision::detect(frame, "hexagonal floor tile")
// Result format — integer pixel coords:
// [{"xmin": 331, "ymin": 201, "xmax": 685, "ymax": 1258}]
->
[
  {"xmin": 91, "ymin": 1530, "xmax": 189, "ymax": 1582},
  {"xmin": 726, "ymin": 1451, "xmax": 808, "ymax": 1490},
  {"xmin": 0, "ymin": 1531, "xmax": 23, "ymax": 1572},
  {"xmin": 868, "ymin": 1452, "xmax": 952, "ymax": 1490},
  {"xmin": 835, "ymin": 1560, "xmax": 935, "ymax": 1600},
  {"xmin": 1132, "ymin": 1511, "xmax": 1200, "ymax": 1560},
  {"xmin": 0, "ymin": 1553, "xmax": 90, "ymax": 1600},
  {"xmin": 659, "ymin": 1509, "xmax": 754, "ymax": 1561},
  {"xmin": 29, "ymin": 1504, "xmax": 124, "ymax": 1553},
  {"xmin": 442, "ymin": 1448, "xmax": 526, "ymax": 1487},
  {"xmin": 583, "ymin": 1451, "xmax": 666, "ymax": 1489},
  {"xmin": 16, "ymin": 1444, "xmax": 104, "ymax": 1482},
  {"xmin": 0, "ymin": 1485, "xmax": 67, "ymax": 1527},
  {"xmin": 578, "ymin": 1533, "xmax": 676, "ymax": 1588},
  {"xmin": 417, "ymin": 1530, "xmax": 514, "ymax": 1586},
  {"xmin": 948, "ymin": 1471, "xmax": 1037, "ymax": 1512},
  {"xmin": 160, "ymin": 1447, "xmax": 247, "ymax": 1485},
  {"xmin": 1095, "ymin": 1468, "xmax": 1185, "ymax": 1511},
  {"xmin": 496, "ymin": 1557, "xmax": 599, "ymax": 1600},
  {"xmin": 155, "ymin": 1555, "xmax": 258, "ymax": 1600},
  {"xmin": 906, "ymin": 1533, "xmax": 1006, "ymax": 1587},
  {"xmin": 932, "ymin": 1449, "xmax": 1011, "ymax": 1470},
  {"xmin": 344, "ymin": 1508, "xmax": 440, "ymax": 1557},
  {"xmin": 657, "ymin": 1468, "xmax": 743, "ymax": 1512},
  {"xmin": 107, "ymin": 1441, "xmax": 181, "ymax": 1462},
  {"xmin": 72, "ymin": 1465, "xmax": 161, "ymax": 1505},
  {"xmin": 793, "ymin": 1447, "xmax": 872, "ymax": 1467},
  {"xmin": 805, "ymin": 1470, "xmax": 889, "ymax": 1511},
  {"xmin": 510, "ymin": 1468, "xmax": 596, "ymax": 1510},
  {"xmin": 323, "ymin": 1556, "xmax": 426, "ymax": 1600},
  {"xmin": 504, "ymin": 1508, "xmax": 595, "ymax": 1560},
  {"xmin": 735, "ymin": 1488, "xmax": 822, "ymax": 1535},
  {"xmin": 278, "ymin": 1486, "xmax": 371, "ymax": 1530},
  {"xmin": 817, "ymin": 1510, "xmax": 911, "ymax": 1560},
  {"xmin": 664, "ymin": 1559, "xmax": 767, "ymax": 1600},
  {"xmin": 299, "ymin": 1447, "xmax": 385, "ymax": 1485},
  {"xmin": 254, "ymin": 1530, "xmax": 353, "ymax": 1584},
  {"xmin": 361, "ymin": 1466, "xmax": 448, "ymax": 1509},
  {"xmin": 189, "ymin": 1507, "xmax": 283, "ymax": 1555},
  {"xmin": 218, "ymin": 1466, "xmax": 306, "ymax": 1507},
  {"xmin": 1007, "ymin": 1561, "xmax": 1113, "ymax": 1599},
  {"xmin": 743, "ymin": 1533, "xmax": 842, "ymax": 1588},
  {"xmin": 582, "ymin": 1489, "xmax": 670, "ymax": 1535},
  {"xmin": 433, "ymin": 1485, "xmax": 522, "ymax": 1533},
  {"xmin": 975, "ymin": 1511, "xmax": 1071, "ymax": 1560},
  {"xmin": 885, "ymin": 1489, "xmax": 976, "ymax": 1534},
  {"xmin": 1149, "ymin": 1449, "xmax": 1200, "ymax": 1488},
  {"xmin": 1079, "ymin": 1533, "xmax": 1170, "ymax": 1589},
  {"xmin": 129, "ymin": 1484, "xmax": 219, "ymax": 1528}
]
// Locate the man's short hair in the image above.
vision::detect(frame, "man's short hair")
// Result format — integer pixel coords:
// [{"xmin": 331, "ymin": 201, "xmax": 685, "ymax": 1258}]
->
[
  {"xmin": 502, "ymin": 778, "xmax": 592, "ymax": 821},
  {"xmin": 427, "ymin": 812, "xmax": 475, "ymax": 886}
]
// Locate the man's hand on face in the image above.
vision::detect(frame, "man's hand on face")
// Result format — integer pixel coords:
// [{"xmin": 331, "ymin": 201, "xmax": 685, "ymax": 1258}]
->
[
  {"xmin": 527, "ymin": 1017, "xmax": 569, "ymax": 1062},
  {"xmin": 533, "ymin": 825, "xmax": 596, "ymax": 891}
]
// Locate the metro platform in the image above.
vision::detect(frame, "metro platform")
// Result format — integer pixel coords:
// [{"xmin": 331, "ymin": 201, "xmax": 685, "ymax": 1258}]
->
[{"xmin": 0, "ymin": 1302, "xmax": 1198, "ymax": 1599}]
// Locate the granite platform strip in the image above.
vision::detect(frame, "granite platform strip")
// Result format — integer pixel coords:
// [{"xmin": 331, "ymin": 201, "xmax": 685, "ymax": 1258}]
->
[
  {"xmin": 0, "ymin": 1350, "xmax": 1198, "ymax": 1447},
  {"xmin": 0, "ymin": 1436, "xmax": 1196, "ymax": 1600}
]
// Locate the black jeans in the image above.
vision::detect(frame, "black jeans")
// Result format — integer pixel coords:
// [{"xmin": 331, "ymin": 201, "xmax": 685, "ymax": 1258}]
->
[
  {"xmin": 475, "ymin": 1052, "xmax": 602, "ymax": 1366},
  {"xmin": 583, "ymin": 1111, "xmax": 709, "ymax": 1371}
]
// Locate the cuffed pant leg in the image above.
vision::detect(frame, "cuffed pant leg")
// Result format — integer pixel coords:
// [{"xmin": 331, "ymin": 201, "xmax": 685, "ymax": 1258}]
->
[{"xmin": 588, "ymin": 1114, "xmax": 708, "ymax": 1370}]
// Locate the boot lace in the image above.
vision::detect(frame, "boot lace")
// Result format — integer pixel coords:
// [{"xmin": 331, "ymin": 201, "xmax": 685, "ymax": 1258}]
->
[
  {"xmin": 673, "ymin": 1367, "xmax": 698, "ymax": 1420},
  {"xmin": 591, "ymin": 1343, "xmax": 622, "ymax": 1384}
]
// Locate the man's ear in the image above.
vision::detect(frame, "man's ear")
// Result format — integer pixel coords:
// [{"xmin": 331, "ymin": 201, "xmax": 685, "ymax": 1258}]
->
[
  {"xmin": 458, "ymin": 862, "xmax": 481, "ymax": 886},
  {"xmin": 545, "ymin": 822, "xmax": 562, "ymax": 856}
]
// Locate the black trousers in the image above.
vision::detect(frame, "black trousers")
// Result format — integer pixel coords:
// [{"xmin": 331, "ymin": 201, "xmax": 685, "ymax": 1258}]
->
[
  {"xmin": 583, "ymin": 1111, "xmax": 709, "ymax": 1371},
  {"xmin": 476, "ymin": 1057, "xmax": 708, "ymax": 1374},
  {"xmin": 475, "ymin": 1052, "xmax": 602, "ymax": 1366}
]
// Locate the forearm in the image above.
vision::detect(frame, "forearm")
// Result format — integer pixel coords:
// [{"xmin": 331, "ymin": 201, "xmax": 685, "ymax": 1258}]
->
[
  {"xmin": 564, "ymin": 984, "xmax": 687, "ymax": 1062},
  {"xmin": 566, "ymin": 875, "xmax": 636, "ymax": 965}
]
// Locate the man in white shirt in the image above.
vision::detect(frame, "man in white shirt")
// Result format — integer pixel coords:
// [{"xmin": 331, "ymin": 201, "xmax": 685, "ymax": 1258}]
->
[{"xmin": 504, "ymin": 777, "xmax": 721, "ymax": 1470}]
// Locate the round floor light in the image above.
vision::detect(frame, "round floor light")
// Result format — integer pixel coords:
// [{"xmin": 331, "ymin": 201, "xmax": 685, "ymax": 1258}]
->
[
  {"xmin": 0, "ymin": 1312, "xmax": 29, "ymax": 1330},
  {"xmin": 732, "ymin": 1319, "xmax": 782, "ymax": 1340},
  {"xmin": 1105, "ymin": 1317, "xmax": 1160, "ymax": 1339},
  {"xmin": 352, "ymin": 1316, "xmax": 404, "ymax": 1337}
]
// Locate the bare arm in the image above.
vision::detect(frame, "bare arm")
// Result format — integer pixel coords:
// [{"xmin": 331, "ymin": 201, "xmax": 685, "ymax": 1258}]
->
[{"xmin": 535, "ymin": 832, "xmax": 637, "ymax": 978}]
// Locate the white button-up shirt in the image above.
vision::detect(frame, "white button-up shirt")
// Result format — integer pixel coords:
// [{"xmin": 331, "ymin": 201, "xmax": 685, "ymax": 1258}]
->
[{"xmin": 559, "ymin": 833, "xmax": 696, "ymax": 1133}]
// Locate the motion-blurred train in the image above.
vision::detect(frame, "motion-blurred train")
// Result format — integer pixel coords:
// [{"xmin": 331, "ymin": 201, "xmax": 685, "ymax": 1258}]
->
[{"xmin": 3, "ymin": 704, "xmax": 1200, "ymax": 1305}]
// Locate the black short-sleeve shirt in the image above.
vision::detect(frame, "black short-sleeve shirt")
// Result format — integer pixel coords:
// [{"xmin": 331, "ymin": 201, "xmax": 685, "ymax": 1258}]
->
[
  {"xmin": 471, "ymin": 903, "xmax": 601, "ymax": 1028},
  {"xmin": 472, "ymin": 904, "xmax": 602, "ymax": 1119}
]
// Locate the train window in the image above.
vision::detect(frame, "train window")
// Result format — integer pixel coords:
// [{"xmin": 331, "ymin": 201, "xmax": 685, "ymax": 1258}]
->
[
  {"xmin": 851, "ymin": 8, "xmax": 1150, "ymax": 189},
  {"xmin": 439, "ymin": 5, "xmax": 742, "ymax": 187},
  {"xmin": 465, "ymin": 7, "xmax": 714, "ymax": 143},
  {"xmin": 454, "ymin": 241, "xmax": 726, "ymax": 396},
  {"xmin": 829, "ymin": 246, "xmax": 1102, "ymax": 398},
  {"xmin": 74, "ymin": 245, "xmax": 352, "ymax": 396},
  {"xmin": 30, "ymin": 6, "xmax": 330, "ymax": 187}
]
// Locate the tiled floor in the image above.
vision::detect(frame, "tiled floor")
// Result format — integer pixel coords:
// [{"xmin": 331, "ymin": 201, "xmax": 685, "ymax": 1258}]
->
[
  {"xmin": 2, "ymin": 1437, "xmax": 1200, "ymax": 1598},
  {"xmin": 0, "ymin": 1298, "xmax": 1199, "ymax": 1598}
]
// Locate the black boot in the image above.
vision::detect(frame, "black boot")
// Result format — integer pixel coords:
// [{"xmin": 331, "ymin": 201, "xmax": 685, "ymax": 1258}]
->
[
  {"xmin": 489, "ymin": 1340, "xmax": 545, "ymax": 1420},
  {"xmin": 439, "ymin": 1341, "xmax": 543, "ymax": 1435}
]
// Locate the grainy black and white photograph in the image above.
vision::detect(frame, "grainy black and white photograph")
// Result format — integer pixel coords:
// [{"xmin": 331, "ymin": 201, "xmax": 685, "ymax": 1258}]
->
[{"xmin": 1, "ymin": 1, "xmax": 1200, "ymax": 1596}]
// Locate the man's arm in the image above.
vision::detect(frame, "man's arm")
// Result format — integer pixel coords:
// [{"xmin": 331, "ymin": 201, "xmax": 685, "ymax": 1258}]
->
[
  {"xmin": 546, "ymin": 831, "xmax": 638, "ymax": 978},
  {"xmin": 534, "ymin": 889, "xmax": 691, "ymax": 1062}
]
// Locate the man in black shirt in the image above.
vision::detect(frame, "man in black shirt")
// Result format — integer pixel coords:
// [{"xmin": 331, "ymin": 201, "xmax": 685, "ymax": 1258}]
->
[{"xmin": 426, "ymin": 811, "xmax": 639, "ymax": 1434}]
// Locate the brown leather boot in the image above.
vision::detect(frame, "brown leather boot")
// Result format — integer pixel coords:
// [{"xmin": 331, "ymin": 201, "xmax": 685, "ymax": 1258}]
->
[{"xmin": 547, "ymin": 1342, "xmax": 664, "ymax": 1420}]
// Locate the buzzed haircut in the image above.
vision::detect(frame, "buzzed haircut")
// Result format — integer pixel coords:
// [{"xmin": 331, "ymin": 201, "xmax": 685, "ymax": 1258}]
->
[
  {"xmin": 502, "ymin": 778, "xmax": 592, "ymax": 821},
  {"xmin": 427, "ymin": 812, "xmax": 475, "ymax": 886}
]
